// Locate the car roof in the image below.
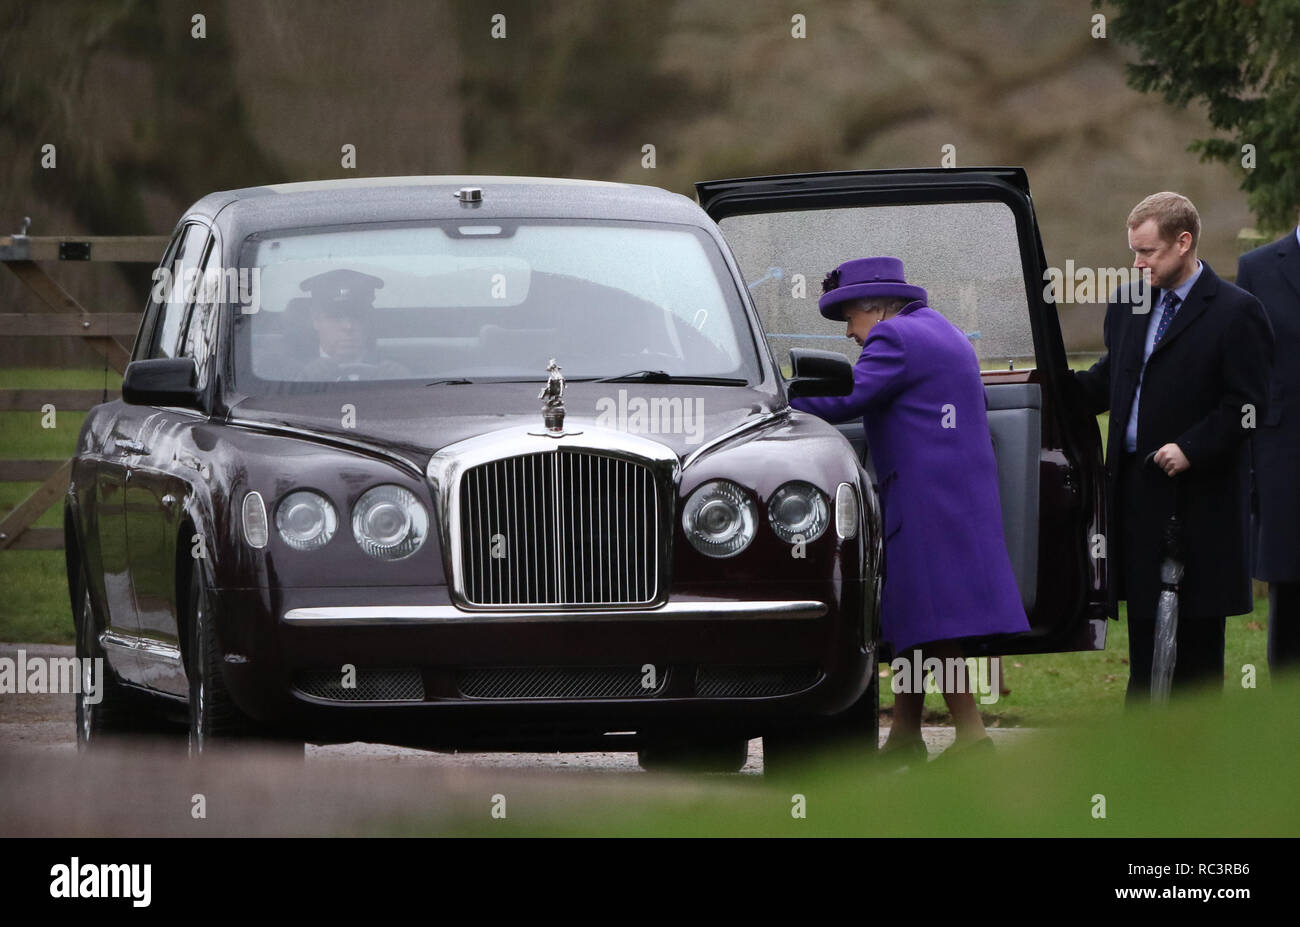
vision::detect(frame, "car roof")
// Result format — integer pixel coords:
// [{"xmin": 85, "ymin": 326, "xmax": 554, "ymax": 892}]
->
[{"xmin": 187, "ymin": 175, "xmax": 712, "ymax": 244}]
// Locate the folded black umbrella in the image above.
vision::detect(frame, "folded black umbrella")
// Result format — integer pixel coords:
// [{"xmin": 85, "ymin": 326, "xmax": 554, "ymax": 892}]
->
[{"xmin": 1144, "ymin": 451, "xmax": 1185, "ymax": 702}]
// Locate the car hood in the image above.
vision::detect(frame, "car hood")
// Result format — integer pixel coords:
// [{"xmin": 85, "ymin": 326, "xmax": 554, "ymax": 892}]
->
[{"xmin": 226, "ymin": 381, "xmax": 787, "ymax": 465}]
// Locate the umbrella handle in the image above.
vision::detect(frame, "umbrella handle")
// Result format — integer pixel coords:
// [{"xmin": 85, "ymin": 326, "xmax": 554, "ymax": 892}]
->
[
  {"xmin": 1142, "ymin": 451, "xmax": 1184, "ymax": 519},
  {"xmin": 1142, "ymin": 449, "xmax": 1187, "ymax": 478}
]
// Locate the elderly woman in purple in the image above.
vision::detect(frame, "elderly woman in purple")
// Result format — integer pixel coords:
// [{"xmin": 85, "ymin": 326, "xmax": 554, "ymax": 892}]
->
[{"xmin": 789, "ymin": 257, "xmax": 1029, "ymax": 765}]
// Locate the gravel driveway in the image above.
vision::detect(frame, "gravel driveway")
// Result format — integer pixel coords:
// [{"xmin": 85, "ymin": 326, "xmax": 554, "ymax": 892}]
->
[{"xmin": 0, "ymin": 642, "xmax": 1031, "ymax": 835}]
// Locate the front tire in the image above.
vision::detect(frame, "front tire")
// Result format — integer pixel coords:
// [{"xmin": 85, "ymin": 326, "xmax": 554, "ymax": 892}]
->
[
  {"xmin": 187, "ymin": 564, "xmax": 252, "ymax": 755},
  {"xmin": 637, "ymin": 736, "xmax": 751, "ymax": 773},
  {"xmin": 184, "ymin": 564, "xmax": 304, "ymax": 758},
  {"xmin": 763, "ymin": 653, "xmax": 880, "ymax": 777}
]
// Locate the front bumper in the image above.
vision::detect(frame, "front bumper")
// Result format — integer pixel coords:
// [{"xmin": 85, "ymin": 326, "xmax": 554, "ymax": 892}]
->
[
  {"xmin": 211, "ymin": 579, "xmax": 876, "ymax": 749},
  {"xmin": 281, "ymin": 598, "xmax": 829, "ymax": 625}
]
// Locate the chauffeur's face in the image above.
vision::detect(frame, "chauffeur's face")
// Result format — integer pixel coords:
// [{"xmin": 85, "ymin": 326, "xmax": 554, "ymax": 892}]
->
[{"xmin": 312, "ymin": 304, "xmax": 368, "ymax": 361}]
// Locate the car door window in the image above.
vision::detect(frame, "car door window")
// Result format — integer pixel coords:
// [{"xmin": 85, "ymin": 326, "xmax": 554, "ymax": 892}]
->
[
  {"xmin": 148, "ymin": 223, "xmax": 210, "ymax": 360},
  {"xmin": 133, "ymin": 233, "xmax": 180, "ymax": 361},
  {"xmin": 182, "ymin": 243, "xmax": 223, "ymax": 390},
  {"xmin": 717, "ymin": 201, "xmax": 1034, "ymax": 373}
]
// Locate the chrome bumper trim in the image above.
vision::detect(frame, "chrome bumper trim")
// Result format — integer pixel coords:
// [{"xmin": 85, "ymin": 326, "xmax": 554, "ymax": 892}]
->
[{"xmin": 282, "ymin": 599, "xmax": 828, "ymax": 626}]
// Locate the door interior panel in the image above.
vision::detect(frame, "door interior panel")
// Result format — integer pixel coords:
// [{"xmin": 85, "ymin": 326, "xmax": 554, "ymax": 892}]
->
[{"xmin": 985, "ymin": 382, "xmax": 1040, "ymax": 613}]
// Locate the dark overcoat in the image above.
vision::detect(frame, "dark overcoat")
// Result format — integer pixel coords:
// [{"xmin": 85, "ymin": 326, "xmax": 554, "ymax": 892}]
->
[
  {"xmin": 1236, "ymin": 231, "xmax": 1300, "ymax": 583},
  {"xmin": 1072, "ymin": 262, "xmax": 1275, "ymax": 619}
]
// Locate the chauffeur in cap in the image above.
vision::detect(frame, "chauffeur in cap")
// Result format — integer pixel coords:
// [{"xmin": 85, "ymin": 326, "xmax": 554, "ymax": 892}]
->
[{"xmin": 294, "ymin": 268, "xmax": 410, "ymax": 381}]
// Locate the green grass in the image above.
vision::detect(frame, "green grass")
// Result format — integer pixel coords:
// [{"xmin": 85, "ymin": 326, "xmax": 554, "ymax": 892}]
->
[
  {"xmin": 0, "ymin": 366, "xmax": 122, "ymax": 390},
  {"xmin": 0, "ymin": 480, "xmax": 65, "ymax": 529},
  {"xmin": 369, "ymin": 673, "xmax": 1300, "ymax": 837},
  {"xmin": 879, "ymin": 596, "xmax": 1271, "ymax": 728},
  {"xmin": 0, "ymin": 551, "xmax": 71, "ymax": 643},
  {"xmin": 0, "ymin": 368, "xmax": 113, "ymax": 644},
  {"xmin": 0, "ymin": 411, "xmax": 88, "ymax": 459}
]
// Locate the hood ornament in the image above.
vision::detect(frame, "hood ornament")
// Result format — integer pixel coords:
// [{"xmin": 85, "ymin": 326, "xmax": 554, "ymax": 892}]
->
[{"xmin": 532, "ymin": 358, "xmax": 581, "ymax": 438}]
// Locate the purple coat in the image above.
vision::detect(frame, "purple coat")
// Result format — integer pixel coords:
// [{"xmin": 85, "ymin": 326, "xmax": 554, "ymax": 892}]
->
[{"xmin": 790, "ymin": 302, "xmax": 1029, "ymax": 652}]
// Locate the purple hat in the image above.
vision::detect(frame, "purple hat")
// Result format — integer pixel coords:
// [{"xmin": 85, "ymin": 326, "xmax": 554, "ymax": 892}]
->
[{"xmin": 817, "ymin": 257, "xmax": 927, "ymax": 321}]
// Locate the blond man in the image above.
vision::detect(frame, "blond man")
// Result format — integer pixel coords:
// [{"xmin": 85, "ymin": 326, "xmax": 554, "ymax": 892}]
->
[{"xmin": 1072, "ymin": 193, "xmax": 1274, "ymax": 700}]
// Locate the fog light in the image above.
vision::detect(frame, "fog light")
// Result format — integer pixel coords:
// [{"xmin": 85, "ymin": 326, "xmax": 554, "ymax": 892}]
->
[
  {"xmin": 835, "ymin": 482, "xmax": 859, "ymax": 540},
  {"xmin": 242, "ymin": 491, "xmax": 268, "ymax": 548}
]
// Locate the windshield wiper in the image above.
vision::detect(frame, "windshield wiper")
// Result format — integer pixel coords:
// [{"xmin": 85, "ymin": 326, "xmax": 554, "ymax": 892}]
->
[
  {"xmin": 425, "ymin": 378, "xmax": 474, "ymax": 386},
  {"xmin": 595, "ymin": 370, "xmax": 748, "ymax": 386}
]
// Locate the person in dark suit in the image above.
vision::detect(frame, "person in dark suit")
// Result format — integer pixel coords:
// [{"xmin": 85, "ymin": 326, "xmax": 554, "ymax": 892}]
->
[
  {"xmin": 1236, "ymin": 214, "xmax": 1300, "ymax": 673},
  {"xmin": 1072, "ymin": 192, "xmax": 1274, "ymax": 702}
]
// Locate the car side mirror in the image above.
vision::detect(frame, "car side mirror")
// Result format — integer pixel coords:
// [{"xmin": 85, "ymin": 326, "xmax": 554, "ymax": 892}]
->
[
  {"xmin": 786, "ymin": 348, "xmax": 853, "ymax": 399},
  {"xmin": 121, "ymin": 358, "xmax": 203, "ymax": 410}
]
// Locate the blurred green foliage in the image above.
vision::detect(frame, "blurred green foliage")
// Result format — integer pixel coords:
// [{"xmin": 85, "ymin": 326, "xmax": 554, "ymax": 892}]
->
[
  {"xmin": 370, "ymin": 670, "xmax": 1300, "ymax": 836},
  {"xmin": 1103, "ymin": 0, "xmax": 1300, "ymax": 234}
]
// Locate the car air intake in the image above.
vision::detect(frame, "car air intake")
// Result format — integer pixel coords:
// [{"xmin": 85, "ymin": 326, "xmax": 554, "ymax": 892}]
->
[
  {"xmin": 294, "ymin": 668, "xmax": 425, "ymax": 702},
  {"xmin": 459, "ymin": 451, "xmax": 659, "ymax": 606},
  {"xmin": 457, "ymin": 666, "xmax": 665, "ymax": 699},
  {"xmin": 694, "ymin": 666, "xmax": 822, "ymax": 698}
]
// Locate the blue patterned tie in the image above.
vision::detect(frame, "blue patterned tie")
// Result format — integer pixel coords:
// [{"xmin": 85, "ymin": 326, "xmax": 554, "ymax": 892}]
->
[{"xmin": 1153, "ymin": 290, "xmax": 1181, "ymax": 346}]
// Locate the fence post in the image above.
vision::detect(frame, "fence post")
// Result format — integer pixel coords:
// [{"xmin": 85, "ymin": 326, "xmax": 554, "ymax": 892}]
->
[{"xmin": 0, "ymin": 233, "xmax": 166, "ymax": 550}]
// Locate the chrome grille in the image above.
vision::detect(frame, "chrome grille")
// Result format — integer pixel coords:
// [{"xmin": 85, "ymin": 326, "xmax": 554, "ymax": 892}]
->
[{"xmin": 459, "ymin": 451, "xmax": 659, "ymax": 606}]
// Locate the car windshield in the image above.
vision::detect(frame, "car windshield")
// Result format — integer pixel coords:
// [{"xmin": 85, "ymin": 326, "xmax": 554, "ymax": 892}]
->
[{"xmin": 231, "ymin": 219, "xmax": 762, "ymax": 391}]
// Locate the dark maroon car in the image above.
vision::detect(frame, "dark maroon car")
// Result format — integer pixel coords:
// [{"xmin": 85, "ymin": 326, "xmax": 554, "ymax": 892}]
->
[{"xmin": 65, "ymin": 170, "xmax": 1107, "ymax": 772}]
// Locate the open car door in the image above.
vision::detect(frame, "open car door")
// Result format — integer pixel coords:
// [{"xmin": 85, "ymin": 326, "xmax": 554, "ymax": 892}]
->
[{"xmin": 697, "ymin": 168, "xmax": 1108, "ymax": 654}]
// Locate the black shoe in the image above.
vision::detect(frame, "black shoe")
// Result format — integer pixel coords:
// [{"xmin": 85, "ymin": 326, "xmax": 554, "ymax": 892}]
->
[
  {"xmin": 876, "ymin": 737, "xmax": 929, "ymax": 771},
  {"xmin": 933, "ymin": 735, "xmax": 995, "ymax": 764}
]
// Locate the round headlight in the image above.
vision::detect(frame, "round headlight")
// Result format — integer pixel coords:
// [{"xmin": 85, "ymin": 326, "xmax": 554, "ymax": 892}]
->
[
  {"xmin": 682, "ymin": 480, "xmax": 757, "ymax": 558},
  {"xmin": 276, "ymin": 491, "xmax": 337, "ymax": 550},
  {"xmin": 352, "ymin": 485, "xmax": 428, "ymax": 561},
  {"xmin": 768, "ymin": 481, "xmax": 829, "ymax": 544}
]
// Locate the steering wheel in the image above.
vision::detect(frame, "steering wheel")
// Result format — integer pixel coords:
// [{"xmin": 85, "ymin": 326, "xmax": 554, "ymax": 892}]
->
[
  {"xmin": 619, "ymin": 349, "xmax": 681, "ymax": 366},
  {"xmin": 332, "ymin": 361, "xmax": 386, "ymax": 381}
]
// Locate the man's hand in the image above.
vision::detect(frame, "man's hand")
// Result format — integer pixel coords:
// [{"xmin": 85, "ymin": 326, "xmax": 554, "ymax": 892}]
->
[{"xmin": 1153, "ymin": 442, "xmax": 1190, "ymax": 476}]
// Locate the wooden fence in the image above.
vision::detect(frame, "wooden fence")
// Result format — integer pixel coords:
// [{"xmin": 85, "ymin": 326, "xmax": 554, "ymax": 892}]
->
[{"xmin": 0, "ymin": 233, "xmax": 167, "ymax": 550}]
